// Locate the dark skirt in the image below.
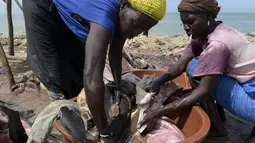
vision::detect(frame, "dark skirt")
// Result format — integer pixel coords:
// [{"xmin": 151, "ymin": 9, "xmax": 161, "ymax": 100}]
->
[{"xmin": 23, "ymin": 0, "xmax": 85, "ymax": 99}]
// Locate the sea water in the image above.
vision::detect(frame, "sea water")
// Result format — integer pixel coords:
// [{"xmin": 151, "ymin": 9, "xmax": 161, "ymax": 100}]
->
[
  {"xmin": 0, "ymin": 11, "xmax": 255, "ymax": 143},
  {"xmin": 0, "ymin": 13, "xmax": 254, "ymax": 35}
]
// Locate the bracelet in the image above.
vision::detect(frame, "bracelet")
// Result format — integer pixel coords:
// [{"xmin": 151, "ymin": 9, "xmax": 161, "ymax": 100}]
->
[
  {"xmin": 106, "ymin": 83, "xmax": 123, "ymax": 88},
  {"xmin": 100, "ymin": 134, "xmax": 110, "ymax": 138}
]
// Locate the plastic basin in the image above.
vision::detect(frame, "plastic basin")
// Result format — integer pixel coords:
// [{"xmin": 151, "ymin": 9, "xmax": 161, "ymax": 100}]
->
[{"xmin": 54, "ymin": 69, "xmax": 210, "ymax": 143}]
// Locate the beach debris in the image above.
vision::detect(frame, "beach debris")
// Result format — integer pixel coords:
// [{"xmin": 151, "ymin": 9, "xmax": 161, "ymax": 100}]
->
[
  {"xmin": 10, "ymin": 71, "xmax": 40, "ymax": 95},
  {"xmin": 123, "ymin": 48, "xmax": 155, "ymax": 69}
]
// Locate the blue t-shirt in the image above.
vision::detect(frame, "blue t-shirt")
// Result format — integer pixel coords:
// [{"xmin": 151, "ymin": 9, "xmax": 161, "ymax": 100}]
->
[{"xmin": 53, "ymin": 0, "xmax": 120, "ymax": 43}]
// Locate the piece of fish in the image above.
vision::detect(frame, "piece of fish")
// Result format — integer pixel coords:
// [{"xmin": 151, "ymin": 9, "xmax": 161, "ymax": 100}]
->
[
  {"xmin": 139, "ymin": 93, "xmax": 154, "ymax": 106},
  {"xmin": 149, "ymin": 83, "xmax": 182, "ymax": 111},
  {"xmin": 136, "ymin": 86, "xmax": 153, "ymax": 133},
  {"xmin": 135, "ymin": 75, "xmax": 182, "ymax": 133}
]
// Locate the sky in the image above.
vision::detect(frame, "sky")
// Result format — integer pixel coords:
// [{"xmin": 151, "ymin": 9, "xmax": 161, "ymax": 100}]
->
[{"xmin": 0, "ymin": 0, "xmax": 254, "ymax": 14}]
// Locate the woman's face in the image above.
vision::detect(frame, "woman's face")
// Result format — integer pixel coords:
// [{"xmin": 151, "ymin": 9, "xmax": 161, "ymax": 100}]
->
[
  {"xmin": 119, "ymin": 7, "xmax": 158, "ymax": 39},
  {"xmin": 180, "ymin": 12, "xmax": 208, "ymax": 39}
]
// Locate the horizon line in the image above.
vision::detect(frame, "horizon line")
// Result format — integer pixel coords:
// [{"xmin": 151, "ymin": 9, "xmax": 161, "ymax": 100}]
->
[
  {"xmin": 166, "ymin": 12, "xmax": 255, "ymax": 14},
  {"xmin": 0, "ymin": 11, "xmax": 254, "ymax": 15}
]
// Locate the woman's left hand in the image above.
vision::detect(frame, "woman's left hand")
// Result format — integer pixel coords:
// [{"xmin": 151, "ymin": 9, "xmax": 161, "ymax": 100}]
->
[{"xmin": 139, "ymin": 108, "xmax": 159, "ymax": 127}]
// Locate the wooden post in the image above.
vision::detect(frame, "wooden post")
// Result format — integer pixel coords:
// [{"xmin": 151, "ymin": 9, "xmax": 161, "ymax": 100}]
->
[
  {"xmin": 0, "ymin": 42, "xmax": 15, "ymax": 88},
  {"xmin": 14, "ymin": 0, "xmax": 22, "ymax": 11},
  {"xmin": 6, "ymin": 0, "xmax": 14, "ymax": 56},
  {"xmin": 143, "ymin": 30, "xmax": 149, "ymax": 37}
]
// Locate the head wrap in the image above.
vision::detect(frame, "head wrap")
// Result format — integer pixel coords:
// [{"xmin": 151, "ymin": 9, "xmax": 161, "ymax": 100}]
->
[
  {"xmin": 128, "ymin": 0, "xmax": 166, "ymax": 21},
  {"xmin": 178, "ymin": 0, "xmax": 221, "ymax": 18}
]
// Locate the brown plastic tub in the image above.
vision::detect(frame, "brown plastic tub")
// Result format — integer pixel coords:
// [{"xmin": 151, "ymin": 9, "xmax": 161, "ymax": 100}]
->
[{"xmin": 54, "ymin": 69, "xmax": 210, "ymax": 143}]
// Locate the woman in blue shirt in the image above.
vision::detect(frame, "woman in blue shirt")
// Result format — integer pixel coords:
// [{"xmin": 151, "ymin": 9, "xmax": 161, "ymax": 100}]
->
[{"xmin": 22, "ymin": 0, "xmax": 166, "ymax": 141}]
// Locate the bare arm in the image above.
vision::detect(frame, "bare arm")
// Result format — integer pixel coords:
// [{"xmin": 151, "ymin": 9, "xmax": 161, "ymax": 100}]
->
[
  {"xmin": 155, "ymin": 75, "xmax": 219, "ymax": 117},
  {"xmin": 109, "ymin": 37, "xmax": 126, "ymax": 85},
  {"xmin": 156, "ymin": 54, "xmax": 194, "ymax": 85},
  {"xmin": 83, "ymin": 22, "xmax": 112, "ymax": 134}
]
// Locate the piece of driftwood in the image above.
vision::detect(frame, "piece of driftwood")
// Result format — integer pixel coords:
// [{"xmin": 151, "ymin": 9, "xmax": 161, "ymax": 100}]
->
[
  {"xmin": 11, "ymin": 71, "xmax": 40, "ymax": 95},
  {"xmin": 6, "ymin": 0, "xmax": 14, "ymax": 55},
  {"xmin": 14, "ymin": 0, "xmax": 22, "ymax": 11},
  {"xmin": 7, "ymin": 55, "xmax": 26, "ymax": 61},
  {"xmin": 0, "ymin": 42, "xmax": 15, "ymax": 88},
  {"xmin": 122, "ymin": 48, "xmax": 154, "ymax": 69},
  {"xmin": 122, "ymin": 48, "xmax": 136, "ymax": 68}
]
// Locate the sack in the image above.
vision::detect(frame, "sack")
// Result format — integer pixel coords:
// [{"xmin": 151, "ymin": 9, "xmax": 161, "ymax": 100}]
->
[{"xmin": 146, "ymin": 117, "xmax": 186, "ymax": 143}]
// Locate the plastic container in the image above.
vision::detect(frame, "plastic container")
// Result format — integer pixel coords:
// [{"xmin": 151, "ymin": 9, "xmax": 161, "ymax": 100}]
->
[{"xmin": 55, "ymin": 70, "xmax": 210, "ymax": 143}]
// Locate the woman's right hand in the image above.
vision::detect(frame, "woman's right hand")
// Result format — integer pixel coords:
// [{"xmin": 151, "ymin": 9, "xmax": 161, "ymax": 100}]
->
[{"xmin": 146, "ymin": 80, "xmax": 161, "ymax": 94}]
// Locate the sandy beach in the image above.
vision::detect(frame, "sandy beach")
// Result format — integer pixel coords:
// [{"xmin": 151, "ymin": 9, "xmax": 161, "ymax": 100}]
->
[
  {"xmin": 0, "ymin": 32, "xmax": 255, "ymax": 142},
  {"xmin": 0, "ymin": 32, "xmax": 255, "ymax": 114}
]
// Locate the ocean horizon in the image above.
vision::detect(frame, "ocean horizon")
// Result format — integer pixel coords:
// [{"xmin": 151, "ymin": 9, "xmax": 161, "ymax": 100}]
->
[{"xmin": 0, "ymin": 12, "xmax": 254, "ymax": 36}]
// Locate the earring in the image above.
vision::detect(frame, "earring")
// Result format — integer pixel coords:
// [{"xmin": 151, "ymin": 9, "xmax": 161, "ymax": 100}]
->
[{"xmin": 207, "ymin": 20, "xmax": 210, "ymax": 26}]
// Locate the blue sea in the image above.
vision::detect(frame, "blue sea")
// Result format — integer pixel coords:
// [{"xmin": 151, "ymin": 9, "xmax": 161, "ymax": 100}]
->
[{"xmin": 0, "ymin": 13, "xmax": 254, "ymax": 35}]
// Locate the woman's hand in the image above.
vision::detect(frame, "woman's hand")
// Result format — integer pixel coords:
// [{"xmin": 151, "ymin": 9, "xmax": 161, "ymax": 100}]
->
[
  {"xmin": 138, "ymin": 108, "xmax": 159, "ymax": 127},
  {"xmin": 145, "ymin": 80, "xmax": 161, "ymax": 94}
]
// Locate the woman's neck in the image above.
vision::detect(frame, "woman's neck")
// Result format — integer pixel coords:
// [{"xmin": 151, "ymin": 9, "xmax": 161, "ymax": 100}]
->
[
  {"xmin": 201, "ymin": 19, "xmax": 217, "ymax": 39},
  {"xmin": 208, "ymin": 19, "xmax": 217, "ymax": 35}
]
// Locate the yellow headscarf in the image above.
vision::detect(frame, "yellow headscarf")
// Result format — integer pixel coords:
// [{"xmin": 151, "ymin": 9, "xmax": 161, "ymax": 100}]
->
[{"xmin": 128, "ymin": 0, "xmax": 166, "ymax": 21}]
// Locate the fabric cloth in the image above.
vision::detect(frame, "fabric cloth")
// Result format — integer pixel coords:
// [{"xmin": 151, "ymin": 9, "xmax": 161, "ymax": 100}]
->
[
  {"xmin": 23, "ymin": 0, "xmax": 85, "ymax": 99},
  {"xmin": 40, "ymin": 83, "xmax": 64, "ymax": 101},
  {"xmin": 183, "ymin": 22, "xmax": 255, "ymax": 83},
  {"xmin": 178, "ymin": 0, "xmax": 221, "ymax": 18},
  {"xmin": 27, "ymin": 100, "xmax": 80, "ymax": 143},
  {"xmin": 146, "ymin": 117, "xmax": 186, "ymax": 143},
  {"xmin": 187, "ymin": 58, "xmax": 255, "ymax": 122},
  {"xmin": 53, "ymin": 0, "xmax": 120, "ymax": 42},
  {"xmin": 77, "ymin": 88, "xmax": 93, "ymax": 131},
  {"xmin": 128, "ymin": 0, "xmax": 166, "ymax": 21}
]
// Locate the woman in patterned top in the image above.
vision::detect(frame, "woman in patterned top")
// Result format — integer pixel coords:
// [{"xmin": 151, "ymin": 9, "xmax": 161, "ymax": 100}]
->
[
  {"xmin": 22, "ymin": 0, "xmax": 166, "ymax": 141},
  {"xmin": 141, "ymin": 0, "xmax": 255, "ymax": 140}
]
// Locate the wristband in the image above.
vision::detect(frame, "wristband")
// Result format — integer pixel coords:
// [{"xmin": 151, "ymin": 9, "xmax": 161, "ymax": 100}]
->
[
  {"xmin": 100, "ymin": 134, "xmax": 110, "ymax": 138},
  {"xmin": 156, "ymin": 73, "xmax": 170, "ymax": 85},
  {"xmin": 106, "ymin": 83, "xmax": 123, "ymax": 88}
]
